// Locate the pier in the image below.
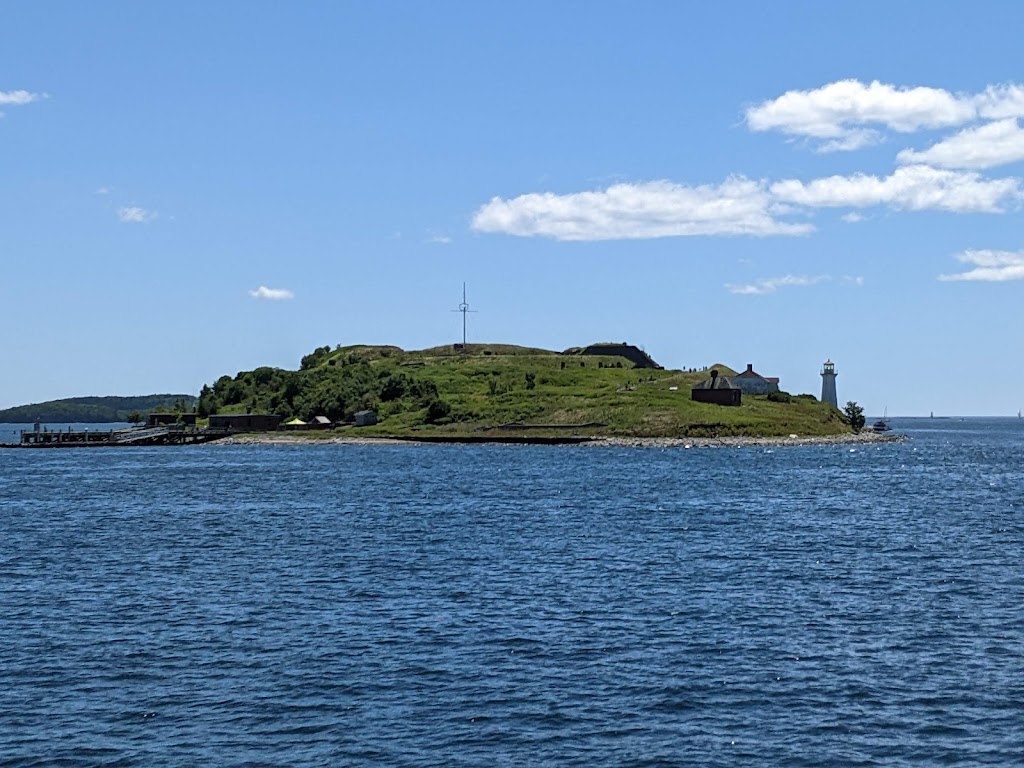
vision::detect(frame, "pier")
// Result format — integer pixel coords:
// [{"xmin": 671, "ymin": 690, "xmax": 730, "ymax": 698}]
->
[{"xmin": 9, "ymin": 424, "xmax": 232, "ymax": 448}]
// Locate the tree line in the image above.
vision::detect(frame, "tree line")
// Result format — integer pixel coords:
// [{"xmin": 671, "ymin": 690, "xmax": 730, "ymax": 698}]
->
[
  {"xmin": 0, "ymin": 395, "xmax": 195, "ymax": 424},
  {"xmin": 197, "ymin": 357, "xmax": 449, "ymax": 424}
]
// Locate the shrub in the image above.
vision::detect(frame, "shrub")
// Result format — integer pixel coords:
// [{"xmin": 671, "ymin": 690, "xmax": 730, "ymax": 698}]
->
[
  {"xmin": 379, "ymin": 373, "xmax": 408, "ymax": 402},
  {"xmin": 425, "ymin": 399, "xmax": 452, "ymax": 424}
]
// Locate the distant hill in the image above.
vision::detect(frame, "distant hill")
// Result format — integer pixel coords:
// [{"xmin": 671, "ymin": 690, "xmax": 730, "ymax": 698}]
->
[{"xmin": 0, "ymin": 395, "xmax": 196, "ymax": 423}]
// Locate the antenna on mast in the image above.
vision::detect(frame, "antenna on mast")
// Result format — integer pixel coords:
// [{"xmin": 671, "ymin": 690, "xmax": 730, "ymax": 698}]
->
[{"xmin": 451, "ymin": 282, "xmax": 477, "ymax": 349}]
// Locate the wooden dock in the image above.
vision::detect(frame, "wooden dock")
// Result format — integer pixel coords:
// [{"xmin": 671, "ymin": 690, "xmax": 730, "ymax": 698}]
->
[{"xmin": 6, "ymin": 425, "xmax": 232, "ymax": 448}]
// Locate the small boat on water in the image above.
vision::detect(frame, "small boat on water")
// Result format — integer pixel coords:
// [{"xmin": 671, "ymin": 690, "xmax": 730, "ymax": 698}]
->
[{"xmin": 871, "ymin": 408, "xmax": 892, "ymax": 433}]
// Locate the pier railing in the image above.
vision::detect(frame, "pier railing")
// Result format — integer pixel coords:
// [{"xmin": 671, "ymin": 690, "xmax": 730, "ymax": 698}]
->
[{"xmin": 16, "ymin": 425, "xmax": 232, "ymax": 447}]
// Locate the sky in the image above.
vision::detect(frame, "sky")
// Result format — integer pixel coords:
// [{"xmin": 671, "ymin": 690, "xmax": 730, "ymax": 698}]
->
[{"xmin": 3, "ymin": 1, "xmax": 1024, "ymax": 416}]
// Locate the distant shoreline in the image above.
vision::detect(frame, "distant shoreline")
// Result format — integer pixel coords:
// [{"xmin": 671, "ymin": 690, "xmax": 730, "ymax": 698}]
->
[{"xmin": 208, "ymin": 431, "xmax": 906, "ymax": 448}]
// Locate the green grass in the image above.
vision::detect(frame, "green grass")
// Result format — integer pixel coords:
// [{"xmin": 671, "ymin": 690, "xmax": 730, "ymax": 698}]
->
[{"xmin": 317, "ymin": 345, "xmax": 847, "ymax": 438}]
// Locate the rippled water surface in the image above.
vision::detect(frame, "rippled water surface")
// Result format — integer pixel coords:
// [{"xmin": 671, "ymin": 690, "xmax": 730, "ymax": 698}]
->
[{"xmin": 2, "ymin": 419, "xmax": 1023, "ymax": 766}]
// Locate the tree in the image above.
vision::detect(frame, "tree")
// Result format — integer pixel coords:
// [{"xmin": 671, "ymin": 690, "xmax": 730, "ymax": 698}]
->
[
  {"xmin": 525, "ymin": 372, "xmax": 536, "ymax": 390},
  {"xmin": 843, "ymin": 401, "xmax": 865, "ymax": 434},
  {"xmin": 300, "ymin": 345, "xmax": 332, "ymax": 370},
  {"xmin": 126, "ymin": 411, "xmax": 143, "ymax": 425}
]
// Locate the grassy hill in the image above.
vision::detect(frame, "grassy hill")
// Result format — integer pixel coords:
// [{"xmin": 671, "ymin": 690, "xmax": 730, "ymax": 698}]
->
[
  {"xmin": 0, "ymin": 394, "xmax": 196, "ymax": 423},
  {"xmin": 198, "ymin": 343, "xmax": 847, "ymax": 438}
]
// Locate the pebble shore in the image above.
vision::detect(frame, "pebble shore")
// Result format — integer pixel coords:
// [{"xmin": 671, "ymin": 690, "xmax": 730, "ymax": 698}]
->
[
  {"xmin": 584, "ymin": 432, "xmax": 906, "ymax": 448},
  {"xmin": 211, "ymin": 431, "xmax": 906, "ymax": 448}
]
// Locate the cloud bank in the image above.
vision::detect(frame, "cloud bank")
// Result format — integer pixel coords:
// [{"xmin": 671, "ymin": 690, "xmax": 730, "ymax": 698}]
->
[
  {"xmin": 473, "ymin": 79, "xmax": 1024, "ymax": 243},
  {"xmin": 472, "ymin": 179, "xmax": 813, "ymax": 241},
  {"xmin": 249, "ymin": 286, "xmax": 295, "ymax": 300},
  {"xmin": 770, "ymin": 165, "xmax": 1021, "ymax": 213},
  {"xmin": 745, "ymin": 80, "xmax": 1024, "ymax": 152},
  {"xmin": 897, "ymin": 119, "xmax": 1024, "ymax": 170},
  {"xmin": 938, "ymin": 250, "xmax": 1024, "ymax": 282}
]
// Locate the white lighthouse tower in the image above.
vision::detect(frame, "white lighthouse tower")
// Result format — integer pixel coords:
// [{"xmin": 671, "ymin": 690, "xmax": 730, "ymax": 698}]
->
[{"xmin": 820, "ymin": 359, "xmax": 838, "ymax": 408}]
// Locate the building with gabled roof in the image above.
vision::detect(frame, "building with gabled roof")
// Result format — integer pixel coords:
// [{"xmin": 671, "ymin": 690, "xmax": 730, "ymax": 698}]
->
[
  {"xmin": 691, "ymin": 369, "xmax": 742, "ymax": 406},
  {"xmin": 733, "ymin": 363, "xmax": 780, "ymax": 395}
]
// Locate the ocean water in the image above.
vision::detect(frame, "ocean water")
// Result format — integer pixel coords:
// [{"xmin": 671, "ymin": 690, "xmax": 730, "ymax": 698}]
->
[{"xmin": 1, "ymin": 419, "xmax": 1022, "ymax": 766}]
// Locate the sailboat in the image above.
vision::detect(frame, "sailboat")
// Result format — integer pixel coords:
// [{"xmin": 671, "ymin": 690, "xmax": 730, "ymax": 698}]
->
[{"xmin": 872, "ymin": 407, "xmax": 892, "ymax": 433}]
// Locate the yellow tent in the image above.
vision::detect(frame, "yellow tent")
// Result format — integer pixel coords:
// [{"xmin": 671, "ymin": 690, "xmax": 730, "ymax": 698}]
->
[{"xmin": 284, "ymin": 417, "xmax": 306, "ymax": 426}]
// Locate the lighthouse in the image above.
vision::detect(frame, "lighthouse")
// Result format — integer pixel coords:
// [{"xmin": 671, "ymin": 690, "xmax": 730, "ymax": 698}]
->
[{"xmin": 820, "ymin": 359, "xmax": 838, "ymax": 408}]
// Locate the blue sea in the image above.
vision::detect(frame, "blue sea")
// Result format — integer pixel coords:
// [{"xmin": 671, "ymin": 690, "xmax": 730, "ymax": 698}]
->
[{"xmin": 1, "ymin": 419, "xmax": 1022, "ymax": 766}]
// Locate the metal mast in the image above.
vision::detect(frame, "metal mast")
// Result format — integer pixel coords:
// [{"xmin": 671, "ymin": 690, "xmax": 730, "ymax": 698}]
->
[{"xmin": 452, "ymin": 282, "xmax": 476, "ymax": 347}]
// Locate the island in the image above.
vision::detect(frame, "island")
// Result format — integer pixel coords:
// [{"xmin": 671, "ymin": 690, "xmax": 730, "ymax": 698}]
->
[{"xmin": 189, "ymin": 342, "xmax": 868, "ymax": 443}]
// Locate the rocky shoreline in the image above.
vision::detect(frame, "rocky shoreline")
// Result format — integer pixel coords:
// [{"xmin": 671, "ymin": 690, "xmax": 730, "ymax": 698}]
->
[
  {"xmin": 584, "ymin": 431, "xmax": 906, "ymax": 448},
  {"xmin": 210, "ymin": 431, "xmax": 906, "ymax": 448}
]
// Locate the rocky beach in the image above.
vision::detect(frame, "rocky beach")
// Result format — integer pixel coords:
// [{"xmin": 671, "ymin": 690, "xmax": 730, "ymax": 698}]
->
[{"xmin": 209, "ymin": 431, "xmax": 906, "ymax": 448}]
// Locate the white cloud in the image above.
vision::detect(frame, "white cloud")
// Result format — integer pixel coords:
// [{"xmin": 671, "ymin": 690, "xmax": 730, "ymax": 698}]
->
[
  {"xmin": 815, "ymin": 130, "xmax": 881, "ymax": 153},
  {"xmin": 472, "ymin": 82, "xmax": 1024, "ymax": 245},
  {"xmin": 843, "ymin": 275, "xmax": 865, "ymax": 286},
  {"xmin": 746, "ymin": 80, "xmax": 974, "ymax": 148},
  {"xmin": 746, "ymin": 80, "xmax": 1024, "ymax": 152},
  {"xmin": 725, "ymin": 274, "xmax": 830, "ymax": 295},
  {"xmin": 471, "ymin": 179, "xmax": 813, "ymax": 241},
  {"xmin": 95, "ymin": 186, "xmax": 112, "ymax": 195},
  {"xmin": 473, "ymin": 166, "xmax": 1021, "ymax": 244},
  {"xmin": 117, "ymin": 206, "xmax": 157, "ymax": 223},
  {"xmin": 974, "ymin": 83, "xmax": 1024, "ymax": 120},
  {"xmin": 897, "ymin": 118, "xmax": 1024, "ymax": 170},
  {"xmin": 770, "ymin": 165, "xmax": 1022, "ymax": 213},
  {"xmin": 0, "ymin": 90, "xmax": 44, "ymax": 105},
  {"xmin": 429, "ymin": 235, "xmax": 452, "ymax": 244},
  {"xmin": 249, "ymin": 286, "xmax": 295, "ymax": 300},
  {"xmin": 937, "ymin": 249, "xmax": 1024, "ymax": 282}
]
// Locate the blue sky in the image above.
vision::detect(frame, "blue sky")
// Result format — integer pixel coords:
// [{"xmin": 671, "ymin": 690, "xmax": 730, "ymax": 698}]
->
[{"xmin": 3, "ymin": 2, "xmax": 1023, "ymax": 416}]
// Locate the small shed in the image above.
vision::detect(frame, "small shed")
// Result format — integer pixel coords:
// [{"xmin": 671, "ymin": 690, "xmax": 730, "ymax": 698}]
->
[
  {"xmin": 354, "ymin": 410, "xmax": 378, "ymax": 427},
  {"xmin": 309, "ymin": 416, "xmax": 333, "ymax": 429},
  {"xmin": 691, "ymin": 369, "xmax": 742, "ymax": 406}
]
